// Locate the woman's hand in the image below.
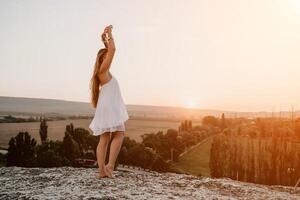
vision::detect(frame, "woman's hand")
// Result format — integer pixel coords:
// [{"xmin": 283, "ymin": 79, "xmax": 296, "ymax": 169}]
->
[
  {"xmin": 101, "ymin": 25, "xmax": 114, "ymax": 49},
  {"xmin": 98, "ymin": 25, "xmax": 116, "ymax": 74},
  {"xmin": 101, "ymin": 32, "xmax": 108, "ymax": 48},
  {"xmin": 105, "ymin": 25, "xmax": 113, "ymax": 38},
  {"xmin": 102, "ymin": 25, "xmax": 112, "ymax": 41}
]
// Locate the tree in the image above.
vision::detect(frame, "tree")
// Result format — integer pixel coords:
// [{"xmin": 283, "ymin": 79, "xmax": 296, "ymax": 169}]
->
[
  {"xmin": 166, "ymin": 129, "xmax": 178, "ymax": 161},
  {"xmin": 210, "ymin": 135, "xmax": 222, "ymax": 178},
  {"xmin": 151, "ymin": 155, "xmax": 170, "ymax": 172},
  {"xmin": 125, "ymin": 143, "xmax": 146, "ymax": 167},
  {"xmin": 180, "ymin": 121, "xmax": 185, "ymax": 131},
  {"xmin": 221, "ymin": 113, "xmax": 226, "ymax": 130},
  {"xmin": 39, "ymin": 118, "xmax": 48, "ymax": 144},
  {"xmin": 202, "ymin": 116, "xmax": 219, "ymax": 127},
  {"xmin": 62, "ymin": 124, "xmax": 80, "ymax": 165},
  {"xmin": 37, "ymin": 150, "xmax": 64, "ymax": 167},
  {"xmin": 118, "ymin": 146, "xmax": 127, "ymax": 165},
  {"xmin": 184, "ymin": 120, "xmax": 188, "ymax": 130},
  {"xmin": 0, "ymin": 152, "xmax": 6, "ymax": 166},
  {"xmin": 6, "ymin": 132, "xmax": 37, "ymax": 167},
  {"xmin": 143, "ymin": 147, "xmax": 156, "ymax": 169},
  {"xmin": 70, "ymin": 128, "xmax": 91, "ymax": 156},
  {"xmin": 36, "ymin": 140, "xmax": 67, "ymax": 167},
  {"xmin": 188, "ymin": 120, "xmax": 192, "ymax": 130},
  {"xmin": 6, "ymin": 138, "xmax": 17, "ymax": 166}
]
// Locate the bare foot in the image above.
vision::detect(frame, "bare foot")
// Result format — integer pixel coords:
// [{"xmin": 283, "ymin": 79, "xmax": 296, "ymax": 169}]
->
[
  {"xmin": 98, "ymin": 173, "xmax": 108, "ymax": 178},
  {"xmin": 97, "ymin": 175, "xmax": 108, "ymax": 179},
  {"xmin": 104, "ymin": 163, "xmax": 114, "ymax": 178},
  {"xmin": 98, "ymin": 168, "xmax": 108, "ymax": 178}
]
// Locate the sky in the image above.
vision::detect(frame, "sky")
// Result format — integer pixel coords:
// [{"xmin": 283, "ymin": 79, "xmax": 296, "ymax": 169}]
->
[{"xmin": 0, "ymin": 0, "xmax": 300, "ymax": 112}]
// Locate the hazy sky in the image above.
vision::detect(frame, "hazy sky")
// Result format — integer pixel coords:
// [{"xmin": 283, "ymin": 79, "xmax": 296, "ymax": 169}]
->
[{"xmin": 1, "ymin": 0, "xmax": 300, "ymax": 112}]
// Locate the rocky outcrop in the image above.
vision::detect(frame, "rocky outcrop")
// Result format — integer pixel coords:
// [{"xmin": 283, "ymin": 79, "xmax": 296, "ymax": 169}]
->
[{"xmin": 0, "ymin": 166, "xmax": 299, "ymax": 200}]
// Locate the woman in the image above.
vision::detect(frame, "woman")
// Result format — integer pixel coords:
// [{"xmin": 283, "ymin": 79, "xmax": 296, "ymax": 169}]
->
[{"xmin": 89, "ymin": 25, "xmax": 129, "ymax": 178}]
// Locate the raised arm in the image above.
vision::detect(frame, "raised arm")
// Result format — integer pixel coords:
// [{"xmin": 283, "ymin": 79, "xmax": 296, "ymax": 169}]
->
[{"xmin": 98, "ymin": 25, "xmax": 116, "ymax": 74}]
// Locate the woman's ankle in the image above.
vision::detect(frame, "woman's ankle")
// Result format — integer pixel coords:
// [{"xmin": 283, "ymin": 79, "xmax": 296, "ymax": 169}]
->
[
  {"xmin": 106, "ymin": 163, "xmax": 114, "ymax": 170},
  {"xmin": 98, "ymin": 164, "xmax": 105, "ymax": 170}
]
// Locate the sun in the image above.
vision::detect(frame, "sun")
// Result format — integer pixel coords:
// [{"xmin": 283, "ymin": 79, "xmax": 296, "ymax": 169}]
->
[{"xmin": 185, "ymin": 100, "xmax": 199, "ymax": 109}]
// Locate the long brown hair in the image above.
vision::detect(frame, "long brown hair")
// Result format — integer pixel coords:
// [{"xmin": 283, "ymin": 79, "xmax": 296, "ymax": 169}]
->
[{"xmin": 90, "ymin": 48, "xmax": 108, "ymax": 108}]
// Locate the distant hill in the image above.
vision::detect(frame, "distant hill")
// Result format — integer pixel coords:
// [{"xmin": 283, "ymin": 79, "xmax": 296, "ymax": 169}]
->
[
  {"xmin": 0, "ymin": 166, "xmax": 298, "ymax": 199},
  {"xmin": 0, "ymin": 96, "xmax": 299, "ymax": 119}
]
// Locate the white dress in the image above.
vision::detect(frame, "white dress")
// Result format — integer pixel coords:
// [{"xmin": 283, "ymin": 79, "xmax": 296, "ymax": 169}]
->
[{"xmin": 89, "ymin": 74, "xmax": 129, "ymax": 136}]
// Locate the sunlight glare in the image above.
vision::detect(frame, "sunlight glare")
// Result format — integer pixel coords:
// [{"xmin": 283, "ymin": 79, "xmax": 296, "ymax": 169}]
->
[{"xmin": 185, "ymin": 100, "xmax": 199, "ymax": 109}]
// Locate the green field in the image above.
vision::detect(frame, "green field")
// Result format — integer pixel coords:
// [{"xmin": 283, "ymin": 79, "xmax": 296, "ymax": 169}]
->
[{"xmin": 171, "ymin": 137, "xmax": 213, "ymax": 177}]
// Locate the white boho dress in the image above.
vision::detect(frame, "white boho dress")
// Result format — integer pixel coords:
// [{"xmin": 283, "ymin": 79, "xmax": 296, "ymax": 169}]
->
[{"xmin": 89, "ymin": 74, "xmax": 129, "ymax": 136}]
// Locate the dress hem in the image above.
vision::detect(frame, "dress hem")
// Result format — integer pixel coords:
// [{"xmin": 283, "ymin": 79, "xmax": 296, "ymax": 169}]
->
[{"xmin": 89, "ymin": 117, "xmax": 129, "ymax": 136}]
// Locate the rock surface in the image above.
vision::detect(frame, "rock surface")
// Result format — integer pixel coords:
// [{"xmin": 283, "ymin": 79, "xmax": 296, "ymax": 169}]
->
[{"xmin": 0, "ymin": 166, "xmax": 299, "ymax": 200}]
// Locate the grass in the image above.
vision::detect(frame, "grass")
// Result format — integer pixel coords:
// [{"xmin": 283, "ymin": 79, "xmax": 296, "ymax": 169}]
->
[{"xmin": 171, "ymin": 136, "xmax": 213, "ymax": 177}]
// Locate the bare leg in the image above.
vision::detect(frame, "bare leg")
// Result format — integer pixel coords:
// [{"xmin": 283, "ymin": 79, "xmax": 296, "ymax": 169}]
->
[
  {"xmin": 105, "ymin": 131, "xmax": 124, "ymax": 177},
  {"xmin": 97, "ymin": 132, "xmax": 111, "ymax": 178}
]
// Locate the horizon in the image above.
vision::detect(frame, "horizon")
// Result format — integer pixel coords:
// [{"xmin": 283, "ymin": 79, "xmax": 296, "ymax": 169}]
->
[
  {"xmin": 1, "ymin": 95, "xmax": 299, "ymax": 114},
  {"xmin": 1, "ymin": 0, "xmax": 300, "ymax": 112}
]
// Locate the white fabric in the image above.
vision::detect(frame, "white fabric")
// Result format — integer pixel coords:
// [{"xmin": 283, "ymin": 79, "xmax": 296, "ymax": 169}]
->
[{"xmin": 89, "ymin": 75, "xmax": 129, "ymax": 136}]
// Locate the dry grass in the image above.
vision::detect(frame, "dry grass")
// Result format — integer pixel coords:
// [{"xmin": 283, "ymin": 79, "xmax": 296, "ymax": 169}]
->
[{"xmin": 171, "ymin": 136, "xmax": 213, "ymax": 177}]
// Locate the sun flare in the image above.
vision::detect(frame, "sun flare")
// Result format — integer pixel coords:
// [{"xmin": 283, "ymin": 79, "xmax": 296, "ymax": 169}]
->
[{"xmin": 185, "ymin": 100, "xmax": 199, "ymax": 109}]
